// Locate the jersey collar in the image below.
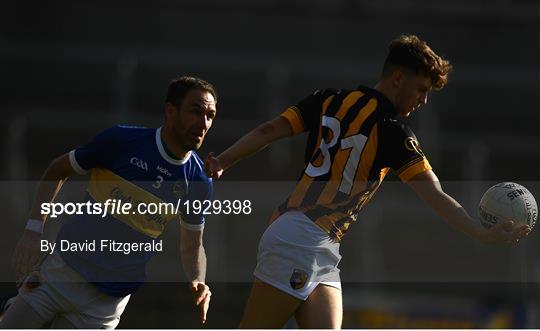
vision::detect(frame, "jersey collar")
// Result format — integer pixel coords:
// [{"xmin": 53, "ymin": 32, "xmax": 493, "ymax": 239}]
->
[
  {"xmin": 356, "ymin": 85, "xmax": 398, "ymax": 116},
  {"xmin": 155, "ymin": 127, "xmax": 191, "ymax": 166}
]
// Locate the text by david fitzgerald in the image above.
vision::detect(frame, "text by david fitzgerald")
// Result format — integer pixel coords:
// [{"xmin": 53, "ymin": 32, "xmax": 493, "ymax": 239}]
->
[{"xmin": 41, "ymin": 239, "xmax": 162, "ymax": 255}]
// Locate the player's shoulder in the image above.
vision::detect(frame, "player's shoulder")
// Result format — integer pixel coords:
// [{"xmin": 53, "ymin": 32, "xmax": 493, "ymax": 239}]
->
[
  {"xmin": 307, "ymin": 87, "xmax": 341, "ymax": 99},
  {"xmin": 379, "ymin": 116, "xmax": 417, "ymax": 141},
  {"xmin": 356, "ymin": 85, "xmax": 397, "ymax": 109},
  {"xmin": 381, "ymin": 116, "xmax": 407, "ymax": 129},
  {"xmin": 187, "ymin": 151, "xmax": 212, "ymax": 184},
  {"xmin": 306, "ymin": 88, "xmax": 359, "ymax": 106}
]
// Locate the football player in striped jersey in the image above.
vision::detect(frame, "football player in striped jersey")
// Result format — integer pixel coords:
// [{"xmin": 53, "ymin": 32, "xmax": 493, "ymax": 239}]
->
[{"xmin": 204, "ymin": 35, "xmax": 531, "ymax": 329}]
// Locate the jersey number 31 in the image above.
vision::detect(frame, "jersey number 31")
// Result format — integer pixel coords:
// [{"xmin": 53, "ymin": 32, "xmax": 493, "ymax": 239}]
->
[{"xmin": 305, "ymin": 116, "xmax": 367, "ymax": 194}]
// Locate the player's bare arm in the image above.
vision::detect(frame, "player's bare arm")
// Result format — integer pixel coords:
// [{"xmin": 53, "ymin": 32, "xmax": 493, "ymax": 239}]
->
[
  {"xmin": 407, "ymin": 170, "xmax": 531, "ymax": 245},
  {"xmin": 12, "ymin": 153, "xmax": 78, "ymax": 283},
  {"xmin": 180, "ymin": 226, "xmax": 211, "ymax": 324},
  {"xmin": 204, "ymin": 116, "xmax": 293, "ymax": 179}
]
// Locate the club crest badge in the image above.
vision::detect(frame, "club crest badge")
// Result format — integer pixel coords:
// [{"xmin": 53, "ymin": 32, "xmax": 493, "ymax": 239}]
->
[
  {"xmin": 404, "ymin": 137, "xmax": 424, "ymax": 156},
  {"xmin": 289, "ymin": 269, "xmax": 309, "ymax": 290}
]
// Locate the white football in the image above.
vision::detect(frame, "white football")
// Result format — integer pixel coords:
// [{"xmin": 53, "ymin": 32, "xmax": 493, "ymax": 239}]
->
[{"xmin": 478, "ymin": 182, "xmax": 537, "ymax": 229}]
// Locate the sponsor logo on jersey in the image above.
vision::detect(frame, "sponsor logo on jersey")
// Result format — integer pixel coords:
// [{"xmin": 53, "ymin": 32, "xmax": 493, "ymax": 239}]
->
[
  {"xmin": 290, "ymin": 269, "xmax": 308, "ymax": 290},
  {"xmin": 156, "ymin": 165, "xmax": 172, "ymax": 177},
  {"xmin": 130, "ymin": 157, "xmax": 148, "ymax": 171}
]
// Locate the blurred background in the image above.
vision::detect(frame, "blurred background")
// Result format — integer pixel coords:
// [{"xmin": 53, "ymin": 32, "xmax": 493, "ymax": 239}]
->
[{"xmin": 1, "ymin": 0, "xmax": 539, "ymax": 328}]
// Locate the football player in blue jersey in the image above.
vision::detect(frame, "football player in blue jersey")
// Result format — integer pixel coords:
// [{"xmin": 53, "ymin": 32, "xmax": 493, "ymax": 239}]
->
[{"xmin": 1, "ymin": 76, "xmax": 217, "ymax": 328}]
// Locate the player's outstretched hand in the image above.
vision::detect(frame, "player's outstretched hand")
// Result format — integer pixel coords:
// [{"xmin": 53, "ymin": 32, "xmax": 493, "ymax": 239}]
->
[
  {"xmin": 190, "ymin": 281, "xmax": 211, "ymax": 324},
  {"xmin": 204, "ymin": 152, "xmax": 223, "ymax": 180},
  {"xmin": 481, "ymin": 220, "xmax": 531, "ymax": 245},
  {"xmin": 12, "ymin": 230, "xmax": 42, "ymax": 286},
  {"xmin": 508, "ymin": 222, "xmax": 532, "ymax": 247}
]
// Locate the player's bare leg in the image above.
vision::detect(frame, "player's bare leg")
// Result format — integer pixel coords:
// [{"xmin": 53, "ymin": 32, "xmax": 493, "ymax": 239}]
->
[
  {"xmin": 239, "ymin": 280, "xmax": 302, "ymax": 329},
  {"xmin": 294, "ymin": 284, "xmax": 342, "ymax": 329}
]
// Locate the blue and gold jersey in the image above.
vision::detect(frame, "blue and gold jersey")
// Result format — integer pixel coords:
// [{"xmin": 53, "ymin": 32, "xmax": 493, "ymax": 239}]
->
[{"xmin": 58, "ymin": 125, "xmax": 212, "ymax": 297}]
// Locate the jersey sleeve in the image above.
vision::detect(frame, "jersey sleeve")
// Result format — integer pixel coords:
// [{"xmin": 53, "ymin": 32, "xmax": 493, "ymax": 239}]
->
[
  {"xmin": 280, "ymin": 89, "xmax": 333, "ymax": 135},
  {"xmin": 69, "ymin": 126, "xmax": 122, "ymax": 175},
  {"xmin": 380, "ymin": 119, "xmax": 432, "ymax": 182},
  {"xmin": 180, "ymin": 179, "xmax": 213, "ymax": 231}
]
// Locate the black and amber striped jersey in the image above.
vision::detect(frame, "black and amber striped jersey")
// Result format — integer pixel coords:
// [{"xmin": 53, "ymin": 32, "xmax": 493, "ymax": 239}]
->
[{"xmin": 272, "ymin": 85, "xmax": 432, "ymax": 241}]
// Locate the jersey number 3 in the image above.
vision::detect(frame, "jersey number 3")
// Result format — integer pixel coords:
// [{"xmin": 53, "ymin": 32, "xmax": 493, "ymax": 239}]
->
[{"xmin": 305, "ymin": 116, "xmax": 368, "ymax": 194}]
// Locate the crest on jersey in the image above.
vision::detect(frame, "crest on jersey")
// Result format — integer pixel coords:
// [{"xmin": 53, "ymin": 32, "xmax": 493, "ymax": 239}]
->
[
  {"xmin": 289, "ymin": 269, "xmax": 309, "ymax": 290},
  {"xmin": 404, "ymin": 137, "xmax": 424, "ymax": 156},
  {"xmin": 172, "ymin": 180, "xmax": 186, "ymax": 199}
]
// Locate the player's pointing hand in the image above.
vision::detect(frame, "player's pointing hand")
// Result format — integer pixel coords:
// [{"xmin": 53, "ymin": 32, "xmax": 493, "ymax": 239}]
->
[
  {"xmin": 204, "ymin": 152, "xmax": 223, "ymax": 180},
  {"xmin": 190, "ymin": 281, "xmax": 211, "ymax": 324}
]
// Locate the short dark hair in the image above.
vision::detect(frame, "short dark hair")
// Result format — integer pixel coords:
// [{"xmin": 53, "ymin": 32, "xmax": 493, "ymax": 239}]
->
[
  {"xmin": 166, "ymin": 76, "xmax": 217, "ymax": 107},
  {"xmin": 382, "ymin": 35, "xmax": 452, "ymax": 90}
]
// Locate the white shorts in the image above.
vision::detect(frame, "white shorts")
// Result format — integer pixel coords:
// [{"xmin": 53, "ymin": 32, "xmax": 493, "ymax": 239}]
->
[
  {"xmin": 17, "ymin": 251, "xmax": 130, "ymax": 328},
  {"xmin": 254, "ymin": 210, "xmax": 342, "ymax": 300}
]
